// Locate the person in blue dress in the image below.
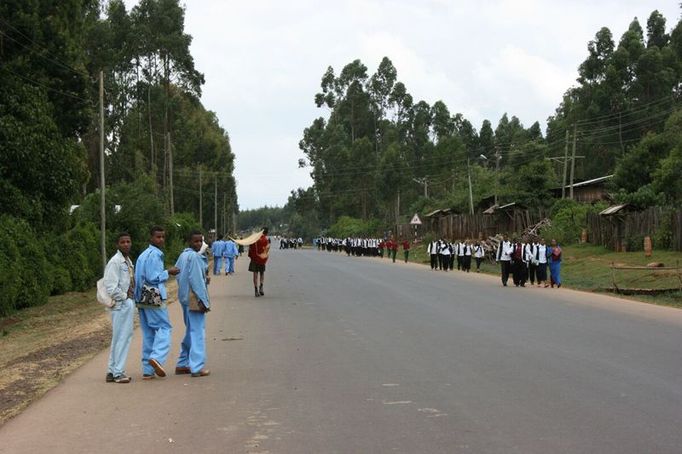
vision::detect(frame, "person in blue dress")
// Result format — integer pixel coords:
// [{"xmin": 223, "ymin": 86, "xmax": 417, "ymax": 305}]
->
[{"xmin": 547, "ymin": 239, "xmax": 562, "ymax": 288}]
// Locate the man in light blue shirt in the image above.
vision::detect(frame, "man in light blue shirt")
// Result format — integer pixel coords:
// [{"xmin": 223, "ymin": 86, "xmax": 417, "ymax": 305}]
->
[
  {"xmin": 175, "ymin": 230, "xmax": 211, "ymax": 377},
  {"xmin": 102, "ymin": 232, "xmax": 135, "ymax": 383},
  {"xmin": 223, "ymin": 236, "xmax": 238, "ymax": 275},
  {"xmin": 134, "ymin": 226, "xmax": 180, "ymax": 379},
  {"xmin": 211, "ymin": 236, "xmax": 224, "ymax": 276}
]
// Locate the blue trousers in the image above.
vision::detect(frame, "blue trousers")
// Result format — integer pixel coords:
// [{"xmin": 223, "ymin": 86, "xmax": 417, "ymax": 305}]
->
[
  {"xmin": 177, "ymin": 304, "xmax": 206, "ymax": 373},
  {"xmin": 550, "ymin": 261, "xmax": 561, "ymax": 285},
  {"xmin": 138, "ymin": 307, "xmax": 172, "ymax": 375},
  {"xmin": 213, "ymin": 257, "xmax": 223, "ymax": 275},
  {"xmin": 108, "ymin": 298, "xmax": 134, "ymax": 376},
  {"xmin": 225, "ymin": 256, "xmax": 235, "ymax": 273}
]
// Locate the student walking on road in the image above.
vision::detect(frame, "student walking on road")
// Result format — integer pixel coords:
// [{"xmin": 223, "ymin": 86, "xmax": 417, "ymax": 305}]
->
[
  {"xmin": 102, "ymin": 232, "xmax": 135, "ymax": 384},
  {"xmin": 175, "ymin": 231, "xmax": 211, "ymax": 378},
  {"xmin": 223, "ymin": 236, "xmax": 238, "ymax": 275},
  {"xmin": 134, "ymin": 226, "xmax": 180, "ymax": 380},
  {"xmin": 548, "ymin": 239, "xmax": 563, "ymax": 288},
  {"xmin": 402, "ymin": 239, "xmax": 410, "ymax": 263},
  {"xmin": 249, "ymin": 227, "xmax": 270, "ymax": 297},
  {"xmin": 496, "ymin": 234, "xmax": 513, "ymax": 286}
]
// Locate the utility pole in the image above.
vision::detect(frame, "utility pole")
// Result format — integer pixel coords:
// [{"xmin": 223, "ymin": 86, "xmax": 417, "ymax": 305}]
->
[
  {"xmin": 570, "ymin": 123, "xmax": 577, "ymax": 200},
  {"xmin": 413, "ymin": 178, "xmax": 428, "ymax": 198},
  {"xmin": 222, "ymin": 192, "xmax": 227, "ymax": 235},
  {"xmin": 99, "ymin": 70, "xmax": 106, "ymax": 270},
  {"xmin": 214, "ymin": 175, "xmax": 218, "ymax": 236},
  {"xmin": 467, "ymin": 157, "xmax": 474, "ymax": 215},
  {"xmin": 198, "ymin": 168, "xmax": 203, "ymax": 227},
  {"xmin": 562, "ymin": 129, "xmax": 569, "ymax": 199},
  {"xmin": 167, "ymin": 132, "xmax": 174, "ymax": 216},
  {"xmin": 494, "ymin": 147, "xmax": 501, "ymax": 206}
]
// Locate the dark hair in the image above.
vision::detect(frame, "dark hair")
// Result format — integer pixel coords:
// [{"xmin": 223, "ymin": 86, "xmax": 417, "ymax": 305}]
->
[
  {"xmin": 150, "ymin": 225, "xmax": 165, "ymax": 236},
  {"xmin": 187, "ymin": 229, "xmax": 203, "ymax": 241},
  {"xmin": 262, "ymin": 227, "xmax": 269, "ymax": 235},
  {"xmin": 116, "ymin": 232, "xmax": 131, "ymax": 242}
]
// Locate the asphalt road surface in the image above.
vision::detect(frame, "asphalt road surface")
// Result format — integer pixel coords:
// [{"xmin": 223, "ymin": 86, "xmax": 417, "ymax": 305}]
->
[{"xmin": 1, "ymin": 247, "xmax": 681, "ymax": 453}]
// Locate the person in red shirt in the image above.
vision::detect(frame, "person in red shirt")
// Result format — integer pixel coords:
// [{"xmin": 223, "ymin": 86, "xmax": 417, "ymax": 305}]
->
[
  {"xmin": 386, "ymin": 236, "xmax": 398, "ymax": 263},
  {"xmin": 248, "ymin": 227, "xmax": 270, "ymax": 297},
  {"xmin": 402, "ymin": 239, "xmax": 410, "ymax": 263},
  {"xmin": 403, "ymin": 240, "xmax": 410, "ymax": 263}
]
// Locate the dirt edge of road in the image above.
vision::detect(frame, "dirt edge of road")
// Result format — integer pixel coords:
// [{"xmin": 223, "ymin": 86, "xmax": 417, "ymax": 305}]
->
[{"xmin": 0, "ymin": 283, "xmax": 178, "ymax": 427}]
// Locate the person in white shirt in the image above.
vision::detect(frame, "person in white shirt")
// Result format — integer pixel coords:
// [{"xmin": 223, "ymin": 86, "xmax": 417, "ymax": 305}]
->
[
  {"xmin": 462, "ymin": 240, "xmax": 473, "ymax": 272},
  {"xmin": 439, "ymin": 240, "xmax": 451, "ymax": 271},
  {"xmin": 527, "ymin": 241, "xmax": 539, "ymax": 286},
  {"xmin": 496, "ymin": 234, "xmax": 513, "ymax": 286},
  {"xmin": 427, "ymin": 239, "xmax": 439, "ymax": 270},
  {"xmin": 536, "ymin": 238, "xmax": 549, "ymax": 287},
  {"xmin": 473, "ymin": 241, "xmax": 485, "ymax": 272},
  {"xmin": 453, "ymin": 240, "xmax": 463, "ymax": 271},
  {"xmin": 102, "ymin": 232, "xmax": 136, "ymax": 384}
]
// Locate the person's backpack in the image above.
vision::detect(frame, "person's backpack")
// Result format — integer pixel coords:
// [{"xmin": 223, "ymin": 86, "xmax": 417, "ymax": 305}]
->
[{"xmin": 96, "ymin": 278, "xmax": 115, "ymax": 308}]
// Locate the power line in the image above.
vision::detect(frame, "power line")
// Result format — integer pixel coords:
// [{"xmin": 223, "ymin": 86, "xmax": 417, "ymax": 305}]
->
[{"xmin": 0, "ymin": 64, "xmax": 92, "ymax": 104}]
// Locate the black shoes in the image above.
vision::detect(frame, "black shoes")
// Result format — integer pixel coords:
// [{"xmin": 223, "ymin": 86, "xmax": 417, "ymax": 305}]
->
[
  {"xmin": 255, "ymin": 287, "xmax": 260, "ymax": 297},
  {"xmin": 259, "ymin": 284, "xmax": 264, "ymax": 296},
  {"xmin": 106, "ymin": 372, "xmax": 114, "ymax": 383}
]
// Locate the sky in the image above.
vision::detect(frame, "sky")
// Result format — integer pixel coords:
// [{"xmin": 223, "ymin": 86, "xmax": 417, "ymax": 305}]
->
[{"xmin": 126, "ymin": 0, "xmax": 680, "ymax": 210}]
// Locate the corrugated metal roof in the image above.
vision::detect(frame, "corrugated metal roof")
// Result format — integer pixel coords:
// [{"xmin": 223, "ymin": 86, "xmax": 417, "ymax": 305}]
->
[{"xmin": 599, "ymin": 204, "xmax": 629, "ymax": 215}]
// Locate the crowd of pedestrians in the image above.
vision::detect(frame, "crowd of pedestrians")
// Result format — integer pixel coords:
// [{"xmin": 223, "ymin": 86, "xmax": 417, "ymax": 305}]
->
[
  {"xmin": 315, "ymin": 236, "xmax": 411, "ymax": 263},
  {"xmin": 315, "ymin": 232, "xmax": 563, "ymax": 289}
]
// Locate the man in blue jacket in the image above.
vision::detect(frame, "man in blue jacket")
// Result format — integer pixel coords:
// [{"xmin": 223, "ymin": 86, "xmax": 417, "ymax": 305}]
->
[
  {"xmin": 175, "ymin": 230, "xmax": 211, "ymax": 377},
  {"xmin": 211, "ymin": 235, "xmax": 224, "ymax": 276},
  {"xmin": 134, "ymin": 226, "xmax": 180, "ymax": 379},
  {"xmin": 223, "ymin": 236, "xmax": 239, "ymax": 275}
]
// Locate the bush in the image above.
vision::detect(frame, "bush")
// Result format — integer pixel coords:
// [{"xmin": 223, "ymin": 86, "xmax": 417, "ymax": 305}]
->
[
  {"xmin": 328, "ymin": 216, "xmax": 382, "ymax": 238},
  {"xmin": 542, "ymin": 199, "xmax": 608, "ymax": 245},
  {"xmin": 0, "ymin": 215, "xmax": 51, "ymax": 316}
]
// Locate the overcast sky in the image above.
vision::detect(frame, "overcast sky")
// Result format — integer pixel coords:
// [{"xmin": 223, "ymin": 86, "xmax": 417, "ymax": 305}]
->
[{"xmin": 125, "ymin": 0, "xmax": 679, "ymax": 210}]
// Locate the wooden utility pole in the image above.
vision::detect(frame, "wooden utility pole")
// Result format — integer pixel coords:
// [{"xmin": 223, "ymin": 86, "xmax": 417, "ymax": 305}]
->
[
  {"xmin": 99, "ymin": 71, "xmax": 106, "ymax": 270},
  {"xmin": 199, "ymin": 168, "xmax": 203, "ymax": 227},
  {"xmin": 467, "ymin": 157, "xmax": 474, "ymax": 215},
  {"xmin": 570, "ymin": 123, "xmax": 577, "ymax": 199},
  {"xmin": 167, "ymin": 132, "xmax": 174, "ymax": 216},
  {"xmin": 214, "ymin": 175, "xmax": 218, "ymax": 235},
  {"xmin": 494, "ymin": 147, "xmax": 501, "ymax": 206},
  {"xmin": 562, "ymin": 129, "xmax": 569, "ymax": 199}
]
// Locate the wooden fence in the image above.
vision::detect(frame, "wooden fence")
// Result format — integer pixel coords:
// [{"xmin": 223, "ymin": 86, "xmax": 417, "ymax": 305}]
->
[
  {"xmin": 398, "ymin": 209, "xmax": 545, "ymax": 241},
  {"xmin": 586, "ymin": 207, "xmax": 682, "ymax": 252}
]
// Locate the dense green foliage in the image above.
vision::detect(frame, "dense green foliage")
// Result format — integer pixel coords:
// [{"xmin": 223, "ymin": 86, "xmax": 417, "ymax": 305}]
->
[
  {"xmin": 280, "ymin": 8, "xmax": 682, "ymax": 241},
  {"xmin": 0, "ymin": 0, "xmax": 236, "ymax": 316}
]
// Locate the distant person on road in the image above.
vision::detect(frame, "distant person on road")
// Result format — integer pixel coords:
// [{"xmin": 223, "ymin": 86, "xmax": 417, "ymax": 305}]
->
[
  {"xmin": 548, "ymin": 239, "xmax": 562, "ymax": 288},
  {"xmin": 175, "ymin": 230, "xmax": 211, "ymax": 378},
  {"xmin": 473, "ymin": 240, "xmax": 485, "ymax": 272},
  {"xmin": 402, "ymin": 238, "xmax": 410, "ymax": 263},
  {"xmin": 134, "ymin": 226, "xmax": 180, "ymax": 380},
  {"xmin": 223, "ymin": 236, "xmax": 238, "ymax": 275},
  {"xmin": 427, "ymin": 239, "xmax": 439, "ymax": 270},
  {"xmin": 496, "ymin": 234, "xmax": 513, "ymax": 286},
  {"xmin": 462, "ymin": 239, "xmax": 472, "ymax": 272},
  {"xmin": 211, "ymin": 235, "xmax": 224, "ymax": 276},
  {"xmin": 102, "ymin": 232, "xmax": 135, "ymax": 384},
  {"xmin": 249, "ymin": 227, "xmax": 270, "ymax": 297},
  {"xmin": 536, "ymin": 238, "xmax": 549, "ymax": 287}
]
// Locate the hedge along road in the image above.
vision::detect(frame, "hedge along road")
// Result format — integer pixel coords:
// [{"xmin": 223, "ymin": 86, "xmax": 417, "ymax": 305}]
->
[{"xmin": 0, "ymin": 247, "xmax": 681, "ymax": 453}]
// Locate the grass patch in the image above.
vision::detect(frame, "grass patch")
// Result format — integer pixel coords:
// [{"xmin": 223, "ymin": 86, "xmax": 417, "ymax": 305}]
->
[{"xmin": 407, "ymin": 242, "xmax": 682, "ymax": 308}]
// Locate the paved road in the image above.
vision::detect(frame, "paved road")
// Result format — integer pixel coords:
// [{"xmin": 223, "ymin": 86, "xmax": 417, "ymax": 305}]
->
[{"xmin": 1, "ymin": 248, "xmax": 681, "ymax": 453}]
